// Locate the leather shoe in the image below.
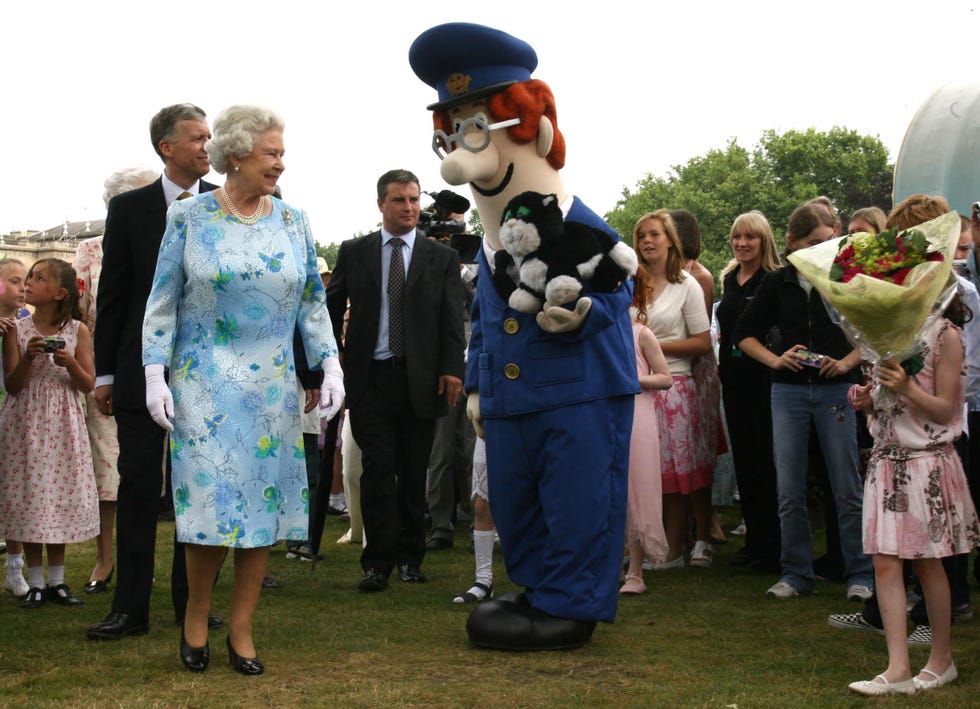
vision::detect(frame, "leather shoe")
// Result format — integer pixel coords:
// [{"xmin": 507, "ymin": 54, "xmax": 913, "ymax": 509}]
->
[
  {"xmin": 425, "ymin": 536, "xmax": 453, "ymax": 551},
  {"xmin": 87, "ymin": 612, "xmax": 149, "ymax": 640},
  {"xmin": 261, "ymin": 576, "xmax": 282, "ymax": 589},
  {"xmin": 466, "ymin": 598, "xmax": 596, "ymax": 650},
  {"xmin": 84, "ymin": 566, "xmax": 114, "ymax": 594},
  {"xmin": 20, "ymin": 586, "xmax": 45, "ymax": 609},
  {"xmin": 398, "ymin": 564, "xmax": 427, "ymax": 583},
  {"xmin": 226, "ymin": 635, "xmax": 264, "ymax": 675},
  {"xmin": 358, "ymin": 569, "xmax": 389, "ymax": 591},
  {"xmin": 45, "ymin": 583, "xmax": 84, "ymax": 606},
  {"xmin": 180, "ymin": 631, "xmax": 210, "ymax": 672}
]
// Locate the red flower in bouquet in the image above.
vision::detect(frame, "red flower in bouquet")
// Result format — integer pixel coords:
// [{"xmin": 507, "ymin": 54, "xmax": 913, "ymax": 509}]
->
[{"xmin": 830, "ymin": 228, "xmax": 943, "ymax": 285}]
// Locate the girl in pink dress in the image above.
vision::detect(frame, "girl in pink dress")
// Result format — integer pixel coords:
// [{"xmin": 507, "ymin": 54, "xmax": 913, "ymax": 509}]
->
[
  {"xmin": 620, "ymin": 322, "xmax": 673, "ymax": 594},
  {"xmin": 0, "ymin": 259, "xmax": 98, "ymax": 609},
  {"xmin": 848, "ymin": 310, "xmax": 980, "ymax": 696}
]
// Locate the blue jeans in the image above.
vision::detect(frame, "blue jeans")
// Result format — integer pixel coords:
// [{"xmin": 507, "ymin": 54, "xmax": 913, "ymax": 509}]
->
[{"xmin": 770, "ymin": 382, "xmax": 872, "ymax": 593}]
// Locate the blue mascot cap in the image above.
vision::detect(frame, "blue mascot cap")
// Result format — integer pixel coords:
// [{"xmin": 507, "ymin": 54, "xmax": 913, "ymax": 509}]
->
[{"xmin": 409, "ymin": 23, "xmax": 538, "ymax": 111}]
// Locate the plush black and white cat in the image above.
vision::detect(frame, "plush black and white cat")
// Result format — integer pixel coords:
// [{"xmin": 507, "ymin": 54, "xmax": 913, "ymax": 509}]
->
[{"xmin": 496, "ymin": 191, "xmax": 637, "ymax": 313}]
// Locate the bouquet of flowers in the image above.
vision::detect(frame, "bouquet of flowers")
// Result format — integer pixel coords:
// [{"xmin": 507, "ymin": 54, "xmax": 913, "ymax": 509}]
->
[{"xmin": 787, "ymin": 211, "xmax": 960, "ymax": 367}]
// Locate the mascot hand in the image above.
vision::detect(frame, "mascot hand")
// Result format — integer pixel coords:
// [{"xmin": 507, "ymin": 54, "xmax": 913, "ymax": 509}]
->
[
  {"xmin": 319, "ymin": 356, "xmax": 345, "ymax": 421},
  {"xmin": 145, "ymin": 364, "xmax": 174, "ymax": 432},
  {"xmin": 466, "ymin": 391, "xmax": 485, "ymax": 439},
  {"xmin": 536, "ymin": 297, "xmax": 592, "ymax": 333}
]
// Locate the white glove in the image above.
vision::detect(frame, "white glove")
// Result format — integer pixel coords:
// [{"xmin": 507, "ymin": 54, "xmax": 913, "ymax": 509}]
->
[
  {"xmin": 319, "ymin": 356, "xmax": 345, "ymax": 421},
  {"xmin": 466, "ymin": 391, "xmax": 484, "ymax": 439},
  {"xmin": 145, "ymin": 364, "xmax": 174, "ymax": 432},
  {"xmin": 536, "ymin": 297, "xmax": 592, "ymax": 333}
]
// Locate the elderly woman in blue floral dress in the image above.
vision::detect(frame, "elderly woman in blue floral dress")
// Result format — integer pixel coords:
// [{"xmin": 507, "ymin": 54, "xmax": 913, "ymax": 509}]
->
[{"xmin": 143, "ymin": 105, "xmax": 343, "ymax": 675}]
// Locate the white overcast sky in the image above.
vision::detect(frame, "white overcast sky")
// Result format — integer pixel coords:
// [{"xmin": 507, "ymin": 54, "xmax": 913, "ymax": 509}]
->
[{"xmin": 2, "ymin": 0, "xmax": 977, "ymax": 244}]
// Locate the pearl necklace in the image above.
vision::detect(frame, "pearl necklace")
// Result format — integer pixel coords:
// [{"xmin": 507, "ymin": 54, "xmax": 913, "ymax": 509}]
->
[{"xmin": 221, "ymin": 187, "xmax": 265, "ymax": 225}]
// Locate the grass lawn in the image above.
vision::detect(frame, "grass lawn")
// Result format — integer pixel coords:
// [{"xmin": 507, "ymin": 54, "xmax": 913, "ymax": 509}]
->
[{"xmin": 0, "ymin": 510, "xmax": 976, "ymax": 708}]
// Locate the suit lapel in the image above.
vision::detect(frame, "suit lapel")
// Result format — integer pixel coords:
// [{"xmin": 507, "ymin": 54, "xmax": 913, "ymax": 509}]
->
[
  {"xmin": 365, "ymin": 231, "xmax": 382, "ymax": 293},
  {"xmin": 406, "ymin": 236, "xmax": 431, "ymax": 292}
]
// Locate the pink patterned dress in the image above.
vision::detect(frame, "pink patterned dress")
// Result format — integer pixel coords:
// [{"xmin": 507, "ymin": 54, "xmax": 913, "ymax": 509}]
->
[
  {"xmin": 0, "ymin": 317, "xmax": 99, "ymax": 543},
  {"xmin": 863, "ymin": 318, "xmax": 980, "ymax": 558},
  {"xmin": 626, "ymin": 323, "xmax": 669, "ymax": 562}
]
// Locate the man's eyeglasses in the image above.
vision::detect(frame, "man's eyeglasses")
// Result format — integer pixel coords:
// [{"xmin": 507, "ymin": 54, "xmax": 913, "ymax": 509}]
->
[{"xmin": 431, "ymin": 113, "xmax": 521, "ymax": 160}]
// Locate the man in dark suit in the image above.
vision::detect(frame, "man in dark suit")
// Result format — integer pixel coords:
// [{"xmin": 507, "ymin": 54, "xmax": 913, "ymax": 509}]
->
[
  {"xmin": 87, "ymin": 104, "xmax": 217, "ymax": 640},
  {"xmin": 326, "ymin": 169, "xmax": 465, "ymax": 591}
]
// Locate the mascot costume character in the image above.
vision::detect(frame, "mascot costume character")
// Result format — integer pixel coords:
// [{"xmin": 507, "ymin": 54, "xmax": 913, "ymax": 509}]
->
[{"xmin": 410, "ymin": 23, "xmax": 640, "ymax": 650}]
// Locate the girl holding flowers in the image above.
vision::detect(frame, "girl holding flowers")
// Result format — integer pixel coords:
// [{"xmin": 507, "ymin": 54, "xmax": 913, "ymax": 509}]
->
[
  {"xmin": 846, "ymin": 287, "xmax": 980, "ymax": 695},
  {"xmin": 828, "ymin": 195, "xmax": 980, "ymax": 696}
]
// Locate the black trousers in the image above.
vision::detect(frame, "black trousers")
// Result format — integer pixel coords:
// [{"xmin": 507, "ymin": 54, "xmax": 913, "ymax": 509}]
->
[
  {"xmin": 723, "ymin": 381, "xmax": 781, "ymax": 566},
  {"xmin": 111, "ymin": 406, "xmax": 187, "ymax": 622},
  {"xmin": 350, "ymin": 363, "xmax": 436, "ymax": 575}
]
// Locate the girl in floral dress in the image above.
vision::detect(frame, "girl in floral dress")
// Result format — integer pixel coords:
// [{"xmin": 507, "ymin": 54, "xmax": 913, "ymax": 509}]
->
[
  {"xmin": 0, "ymin": 258, "xmax": 30, "ymax": 598},
  {"xmin": 0, "ymin": 258, "xmax": 98, "ymax": 609},
  {"xmin": 848, "ymin": 307, "xmax": 980, "ymax": 696}
]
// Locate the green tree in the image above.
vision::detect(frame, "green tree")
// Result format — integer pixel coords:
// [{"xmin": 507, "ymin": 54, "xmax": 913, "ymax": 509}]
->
[
  {"xmin": 315, "ymin": 241, "xmax": 340, "ymax": 270},
  {"xmin": 467, "ymin": 208, "xmax": 485, "ymax": 238},
  {"xmin": 606, "ymin": 127, "xmax": 894, "ymax": 292}
]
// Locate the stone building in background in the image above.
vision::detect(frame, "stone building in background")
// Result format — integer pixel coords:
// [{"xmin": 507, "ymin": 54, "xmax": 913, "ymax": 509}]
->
[{"xmin": 0, "ymin": 219, "xmax": 100, "ymax": 268}]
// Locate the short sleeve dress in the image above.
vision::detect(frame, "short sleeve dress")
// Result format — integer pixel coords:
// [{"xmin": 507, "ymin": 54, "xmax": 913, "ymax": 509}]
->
[
  {"xmin": 142, "ymin": 193, "xmax": 338, "ymax": 548},
  {"xmin": 863, "ymin": 318, "xmax": 980, "ymax": 558},
  {"xmin": 0, "ymin": 317, "xmax": 99, "ymax": 543}
]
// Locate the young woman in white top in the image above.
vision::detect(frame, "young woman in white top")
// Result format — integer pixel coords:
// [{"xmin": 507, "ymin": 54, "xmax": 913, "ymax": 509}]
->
[{"xmin": 631, "ymin": 211, "xmax": 713, "ymax": 567}]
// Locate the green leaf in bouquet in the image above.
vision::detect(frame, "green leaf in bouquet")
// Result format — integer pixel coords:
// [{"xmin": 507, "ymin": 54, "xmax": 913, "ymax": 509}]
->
[
  {"xmin": 881, "ymin": 229, "xmax": 898, "ymax": 250},
  {"xmin": 901, "ymin": 229, "xmax": 927, "ymax": 254},
  {"xmin": 829, "ymin": 262, "xmax": 845, "ymax": 281}
]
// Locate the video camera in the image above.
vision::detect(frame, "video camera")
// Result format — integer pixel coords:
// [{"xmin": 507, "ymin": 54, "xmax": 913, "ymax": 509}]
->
[{"xmin": 419, "ymin": 189, "xmax": 482, "ymax": 263}]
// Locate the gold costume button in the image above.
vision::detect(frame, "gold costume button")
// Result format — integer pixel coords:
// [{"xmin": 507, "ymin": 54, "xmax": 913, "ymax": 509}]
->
[
  {"xmin": 504, "ymin": 363, "xmax": 521, "ymax": 380},
  {"xmin": 503, "ymin": 318, "xmax": 520, "ymax": 334}
]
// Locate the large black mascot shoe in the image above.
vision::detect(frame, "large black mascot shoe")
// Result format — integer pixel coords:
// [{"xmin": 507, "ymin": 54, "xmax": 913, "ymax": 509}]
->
[{"xmin": 466, "ymin": 597, "xmax": 596, "ymax": 651}]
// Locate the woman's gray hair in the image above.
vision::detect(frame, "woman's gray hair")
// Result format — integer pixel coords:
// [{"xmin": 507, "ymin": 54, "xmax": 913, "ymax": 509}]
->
[
  {"xmin": 206, "ymin": 105, "xmax": 285, "ymax": 175},
  {"xmin": 103, "ymin": 166, "xmax": 159, "ymax": 207}
]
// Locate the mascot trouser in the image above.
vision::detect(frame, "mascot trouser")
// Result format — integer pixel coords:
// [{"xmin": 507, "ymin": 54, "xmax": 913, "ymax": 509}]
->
[{"xmin": 484, "ymin": 395, "xmax": 632, "ymax": 623}]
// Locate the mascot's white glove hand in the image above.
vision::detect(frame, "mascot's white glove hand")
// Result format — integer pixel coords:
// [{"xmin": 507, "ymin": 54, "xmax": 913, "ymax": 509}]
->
[
  {"xmin": 466, "ymin": 391, "xmax": 484, "ymax": 439},
  {"xmin": 145, "ymin": 364, "xmax": 174, "ymax": 432},
  {"xmin": 537, "ymin": 297, "xmax": 592, "ymax": 334},
  {"xmin": 319, "ymin": 356, "xmax": 345, "ymax": 421}
]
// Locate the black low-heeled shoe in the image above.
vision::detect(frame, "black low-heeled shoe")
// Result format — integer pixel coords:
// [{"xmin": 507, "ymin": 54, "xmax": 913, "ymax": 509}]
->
[
  {"xmin": 226, "ymin": 635, "xmax": 263, "ymax": 675},
  {"xmin": 85, "ymin": 566, "xmax": 114, "ymax": 594},
  {"xmin": 180, "ymin": 631, "xmax": 209, "ymax": 672}
]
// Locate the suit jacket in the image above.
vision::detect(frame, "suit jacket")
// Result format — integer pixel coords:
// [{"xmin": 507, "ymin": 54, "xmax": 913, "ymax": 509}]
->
[
  {"xmin": 326, "ymin": 231, "xmax": 465, "ymax": 419},
  {"xmin": 95, "ymin": 177, "xmax": 217, "ymax": 409}
]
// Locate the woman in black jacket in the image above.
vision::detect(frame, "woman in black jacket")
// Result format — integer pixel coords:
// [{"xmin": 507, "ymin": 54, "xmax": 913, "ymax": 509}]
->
[
  {"xmin": 733, "ymin": 203, "xmax": 873, "ymax": 601},
  {"xmin": 715, "ymin": 211, "xmax": 782, "ymax": 573}
]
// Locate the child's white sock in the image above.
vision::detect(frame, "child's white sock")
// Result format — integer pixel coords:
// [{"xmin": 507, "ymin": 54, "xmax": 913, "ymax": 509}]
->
[
  {"xmin": 6, "ymin": 552, "xmax": 24, "ymax": 575},
  {"xmin": 474, "ymin": 530, "xmax": 495, "ymax": 587},
  {"xmin": 47, "ymin": 565, "xmax": 65, "ymax": 588},
  {"xmin": 7, "ymin": 554, "xmax": 24, "ymax": 586},
  {"xmin": 26, "ymin": 565, "xmax": 45, "ymax": 589}
]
